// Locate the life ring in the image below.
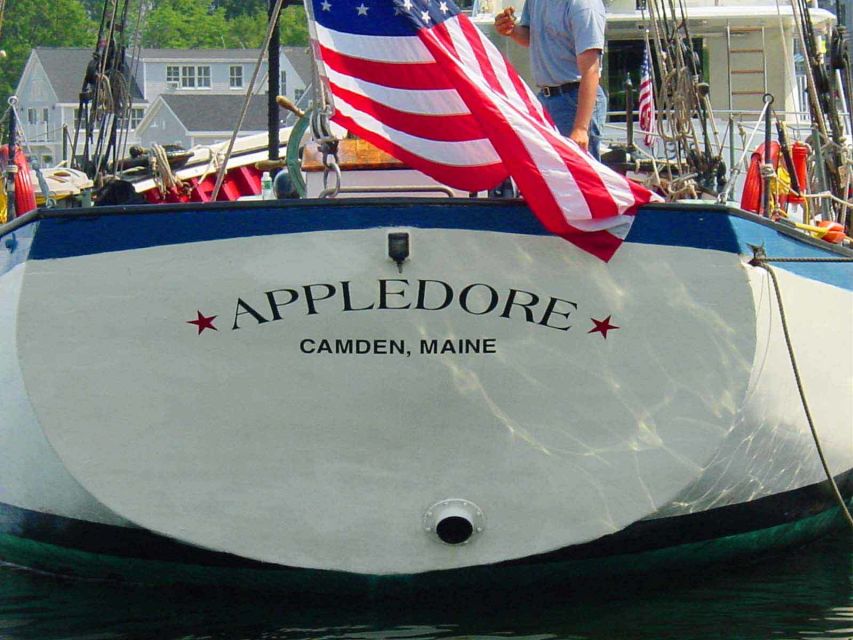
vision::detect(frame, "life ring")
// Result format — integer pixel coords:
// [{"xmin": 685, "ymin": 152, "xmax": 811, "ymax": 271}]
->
[
  {"xmin": 740, "ymin": 141, "xmax": 780, "ymax": 214},
  {"xmin": 816, "ymin": 220, "xmax": 846, "ymax": 244},
  {"xmin": 0, "ymin": 145, "xmax": 37, "ymax": 219}
]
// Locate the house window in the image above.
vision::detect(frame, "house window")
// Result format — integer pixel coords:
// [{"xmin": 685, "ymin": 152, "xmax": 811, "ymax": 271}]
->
[
  {"xmin": 229, "ymin": 65, "xmax": 243, "ymax": 88},
  {"xmin": 42, "ymin": 108, "xmax": 49, "ymax": 124},
  {"xmin": 294, "ymin": 88, "xmax": 305, "ymax": 103},
  {"xmin": 130, "ymin": 107, "xmax": 144, "ymax": 129},
  {"xmin": 27, "ymin": 108, "xmax": 37, "ymax": 124},
  {"xmin": 280, "ymin": 70, "xmax": 287, "ymax": 95},
  {"xmin": 166, "ymin": 65, "xmax": 180, "ymax": 85},
  {"xmin": 197, "ymin": 66, "xmax": 211, "ymax": 88},
  {"xmin": 181, "ymin": 65, "xmax": 196, "ymax": 88}
]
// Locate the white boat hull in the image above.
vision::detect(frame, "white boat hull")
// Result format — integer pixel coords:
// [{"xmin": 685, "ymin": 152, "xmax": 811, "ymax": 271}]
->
[{"xmin": 0, "ymin": 200, "xmax": 850, "ymax": 580}]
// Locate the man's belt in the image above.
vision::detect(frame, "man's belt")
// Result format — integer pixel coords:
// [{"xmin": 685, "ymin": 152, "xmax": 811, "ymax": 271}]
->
[{"xmin": 540, "ymin": 82, "xmax": 580, "ymax": 98}]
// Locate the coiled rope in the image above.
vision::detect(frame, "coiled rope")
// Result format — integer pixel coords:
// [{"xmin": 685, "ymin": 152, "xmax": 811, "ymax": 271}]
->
[
  {"xmin": 148, "ymin": 143, "xmax": 183, "ymax": 195},
  {"xmin": 749, "ymin": 249, "xmax": 853, "ymax": 529}
]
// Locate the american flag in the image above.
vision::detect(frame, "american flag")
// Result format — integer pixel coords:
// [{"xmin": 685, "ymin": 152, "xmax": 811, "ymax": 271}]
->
[
  {"xmin": 638, "ymin": 43, "xmax": 656, "ymax": 147},
  {"xmin": 309, "ymin": 0, "xmax": 660, "ymax": 261}
]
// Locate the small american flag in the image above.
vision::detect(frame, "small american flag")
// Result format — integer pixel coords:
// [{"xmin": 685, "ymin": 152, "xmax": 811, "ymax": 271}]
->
[
  {"xmin": 638, "ymin": 43, "xmax": 656, "ymax": 147},
  {"xmin": 309, "ymin": 0, "xmax": 660, "ymax": 261}
]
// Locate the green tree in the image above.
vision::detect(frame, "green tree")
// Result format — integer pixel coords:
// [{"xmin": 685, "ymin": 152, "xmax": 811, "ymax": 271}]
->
[
  {"xmin": 279, "ymin": 5, "xmax": 308, "ymax": 47},
  {"xmin": 141, "ymin": 0, "xmax": 231, "ymax": 48},
  {"xmin": 141, "ymin": 0, "xmax": 306, "ymax": 48},
  {"xmin": 0, "ymin": 0, "xmax": 96, "ymax": 102},
  {"xmin": 212, "ymin": 0, "xmax": 266, "ymax": 20}
]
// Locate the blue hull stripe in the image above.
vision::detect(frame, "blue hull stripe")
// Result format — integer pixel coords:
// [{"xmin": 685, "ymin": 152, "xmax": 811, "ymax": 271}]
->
[
  {"xmin": 2, "ymin": 200, "xmax": 851, "ymax": 289},
  {"xmin": 23, "ymin": 201, "xmax": 739, "ymax": 259}
]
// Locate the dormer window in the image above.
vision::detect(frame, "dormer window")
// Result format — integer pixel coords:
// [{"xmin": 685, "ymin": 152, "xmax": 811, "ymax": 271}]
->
[
  {"xmin": 229, "ymin": 65, "xmax": 243, "ymax": 89},
  {"xmin": 181, "ymin": 66, "xmax": 196, "ymax": 88},
  {"xmin": 166, "ymin": 65, "xmax": 180, "ymax": 85},
  {"xmin": 169, "ymin": 65, "xmax": 211, "ymax": 89},
  {"xmin": 197, "ymin": 66, "xmax": 211, "ymax": 88}
]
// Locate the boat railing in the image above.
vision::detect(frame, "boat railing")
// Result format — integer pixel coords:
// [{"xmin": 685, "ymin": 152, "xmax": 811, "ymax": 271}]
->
[{"xmin": 601, "ymin": 105, "xmax": 852, "ymax": 210}]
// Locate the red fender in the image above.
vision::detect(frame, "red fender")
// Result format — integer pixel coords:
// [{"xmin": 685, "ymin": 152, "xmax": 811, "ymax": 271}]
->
[
  {"xmin": 1, "ymin": 145, "xmax": 38, "ymax": 218},
  {"xmin": 740, "ymin": 141, "xmax": 780, "ymax": 214}
]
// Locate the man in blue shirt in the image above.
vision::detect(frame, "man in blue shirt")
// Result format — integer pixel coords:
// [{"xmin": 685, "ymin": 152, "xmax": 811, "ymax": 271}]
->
[{"xmin": 495, "ymin": 0, "xmax": 607, "ymax": 159}]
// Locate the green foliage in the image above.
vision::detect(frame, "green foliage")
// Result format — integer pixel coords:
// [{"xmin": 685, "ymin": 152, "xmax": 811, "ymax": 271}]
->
[
  {"xmin": 278, "ymin": 6, "xmax": 309, "ymax": 47},
  {"xmin": 212, "ymin": 0, "xmax": 267, "ymax": 20},
  {"xmin": 142, "ymin": 0, "xmax": 231, "ymax": 48},
  {"xmin": 0, "ymin": 0, "xmax": 96, "ymax": 102},
  {"xmin": 140, "ymin": 1, "xmax": 307, "ymax": 48},
  {"xmin": 0, "ymin": 0, "xmax": 309, "ymax": 102}
]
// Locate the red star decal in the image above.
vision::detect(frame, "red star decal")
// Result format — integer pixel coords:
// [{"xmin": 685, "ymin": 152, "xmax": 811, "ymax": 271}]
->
[
  {"xmin": 187, "ymin": 311, "xmax": 218, "ymax": 335},
  {"xmin": 588, "ymin": 315, "xmax": 619, "ymax": 339}
]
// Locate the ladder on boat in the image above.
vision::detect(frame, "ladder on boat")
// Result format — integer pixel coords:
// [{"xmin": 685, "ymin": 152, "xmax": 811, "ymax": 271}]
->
[{"xmin": 726, "ymin": 25, "xmax": 769, "ymax": 113}]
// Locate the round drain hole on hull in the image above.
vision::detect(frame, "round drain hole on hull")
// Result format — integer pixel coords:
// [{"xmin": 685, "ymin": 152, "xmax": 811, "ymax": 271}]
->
[
  {"xmin": 436, "ymin": 516, "xmax": 474, "ymax": 545},
  {"xmin": 423, "ymin": 498, "xmax": 485, "ymax": 546}
]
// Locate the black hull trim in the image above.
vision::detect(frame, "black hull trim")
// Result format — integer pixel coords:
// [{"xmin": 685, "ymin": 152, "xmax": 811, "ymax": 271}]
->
[
  {"xmin": 1, "ymin": 470, "xmax": 850, "ymax": 575},
  {"xmin": 499, "ymin": 469, "xmax": 853, "ymax": 568}
]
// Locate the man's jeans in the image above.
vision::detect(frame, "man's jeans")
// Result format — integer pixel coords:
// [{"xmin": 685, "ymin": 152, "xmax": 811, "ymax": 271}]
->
[{"xmin": 538, "ymin": 85, "xmax": 608, "ymax": 160}]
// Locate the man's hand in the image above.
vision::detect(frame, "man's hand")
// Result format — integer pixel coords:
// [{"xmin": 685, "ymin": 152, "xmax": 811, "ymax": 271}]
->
[
  {"xmin": 569, "ymin": 127, "xmax": 590, "ymax": 153},
  {"xmin": 494, "ymin": 7, "xmax": 516, "ymax": 36},
  {"xmin": 571, "ymin": 49, "xmax": 602, "ymax": 155}
]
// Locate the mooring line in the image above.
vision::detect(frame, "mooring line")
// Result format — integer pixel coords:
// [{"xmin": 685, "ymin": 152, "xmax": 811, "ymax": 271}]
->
[{"xmin": 750, "ymin": 250, "xmax": 853, "ymax": 529}]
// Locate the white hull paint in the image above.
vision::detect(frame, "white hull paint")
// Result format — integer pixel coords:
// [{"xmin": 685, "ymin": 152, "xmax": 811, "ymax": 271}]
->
[
  {"xmin": 0, "ymin": 262, "xmax": 129, "ymax": 527},
  {"xmin": 0, "ymin": 203, "xmax": 850, "ymax": 577}
]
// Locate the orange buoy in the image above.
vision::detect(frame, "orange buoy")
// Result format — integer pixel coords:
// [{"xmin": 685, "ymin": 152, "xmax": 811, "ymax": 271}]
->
[{"xmin": 817, "ymin": 220, "xmax": 846, "ymax": 244}]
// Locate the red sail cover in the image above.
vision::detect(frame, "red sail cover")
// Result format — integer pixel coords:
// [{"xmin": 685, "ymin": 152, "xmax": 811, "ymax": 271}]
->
[{"xmin": 310, "ymin": 0, "xmax": 660, "ymax": 260}]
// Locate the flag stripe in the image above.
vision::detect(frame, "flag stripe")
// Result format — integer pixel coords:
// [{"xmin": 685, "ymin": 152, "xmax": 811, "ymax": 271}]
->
[
  {"xmin": 319, "ymin": 45, "xmax": 453, "ymax": 91},
  {"xmin": 456, "ymin": 17, "xmax": 505, "ymax": 97},
  {"xmin": 329, "ymin": 83, "xmax": 488, "ymax": 142},
  {"xmin": 324, "ymin": 66, "xmax": 468, "ymax": 115},
  {"xmin": 332, "ymin": 95, "xmax": 500, "ymax": 168},
  {"xmin": 446, "ymin": 19, "xmax": 552, "ymax": 128},
  {"xmin": 315, "ymin": 22, "xmax": 432, "ymax": 63},
  {"xmin": 332, "ymin": 110, "xmax": 508, "ymax": 192}
]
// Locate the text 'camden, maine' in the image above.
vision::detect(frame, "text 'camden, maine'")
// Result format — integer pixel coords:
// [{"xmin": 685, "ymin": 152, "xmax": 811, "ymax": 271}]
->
[{"xmin": 298, "ymin": 338, "xmax": 498, "ymax": 356}]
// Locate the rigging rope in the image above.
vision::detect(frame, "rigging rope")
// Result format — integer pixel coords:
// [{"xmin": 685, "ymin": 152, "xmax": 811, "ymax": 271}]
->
[
  {"xmin": 211, "ymin": 0, "xmax": 287, "ymax": 201},
  {"xmin": 148, "ymin": 143, "xmax": 183, "ymax": 195},
  {"xmin": 749, "ymin": 250, "xmax": 853, "ymax": 530},
  {"xmin": 645, "ymin": 0, "xmax": 723, "ymax": 198}
]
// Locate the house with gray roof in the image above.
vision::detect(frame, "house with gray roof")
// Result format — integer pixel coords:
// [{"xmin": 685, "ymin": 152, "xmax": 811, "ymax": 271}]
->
[
  {"xmin": 136, "ymin": 94, "xmax": 276, "ymax": 149},
  {"xmin": 14, "ymin": 47, "xmax": 146, "ymax": 168},
  {"xmin": 14, "ymin": 46, "xmax": 312, "ymax": 166}
]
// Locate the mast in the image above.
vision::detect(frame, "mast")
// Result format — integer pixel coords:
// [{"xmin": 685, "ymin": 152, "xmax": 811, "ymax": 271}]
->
[
  {"xmin": 5, "ymin": 103, "xmax": 16, "ymax": 221},
  {"xmin": 72, "ymin": 0, "xmax": 134, "ymax": 181},
  {"xmin": 268, "ymin": 0, "xmax": 282, "ymax": 176}
]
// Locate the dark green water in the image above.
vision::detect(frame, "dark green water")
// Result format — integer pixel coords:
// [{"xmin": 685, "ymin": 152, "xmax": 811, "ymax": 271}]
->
[{"xmin": 0, "ymin": 532, "xmax": 849, "ymax": 640}]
